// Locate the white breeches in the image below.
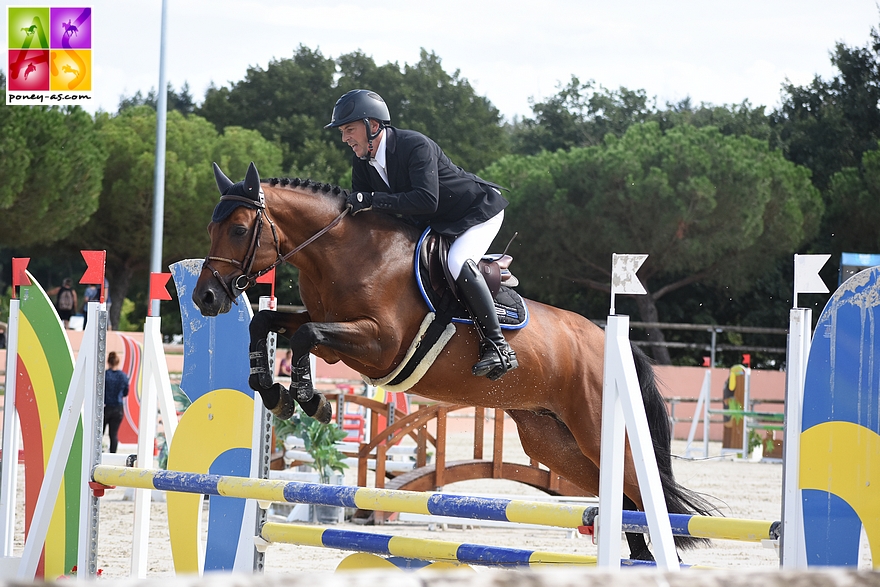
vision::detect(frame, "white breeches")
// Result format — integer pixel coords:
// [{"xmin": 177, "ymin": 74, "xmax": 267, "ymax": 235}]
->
[{"xmin": 447, "ymin": 210, "xmax": 504, "ymax": 280}]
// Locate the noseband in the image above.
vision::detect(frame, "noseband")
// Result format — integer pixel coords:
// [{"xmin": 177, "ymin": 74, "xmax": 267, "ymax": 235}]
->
[{"xmin": 202, "ymin": 189, "xmax": 350, "ymax": 303}]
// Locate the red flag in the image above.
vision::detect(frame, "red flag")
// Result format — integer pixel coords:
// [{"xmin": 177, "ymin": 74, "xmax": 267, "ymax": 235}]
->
[
  {"xmin": 742, "ymin": 354, "xmax": 751, "ymax": 368},
  {"xmin": 12, "ymin": 258, "xmax": 31, "ymax": 297},
  {"xmin": 255, "ymin": 266, "xmax": 276, "ymax": 300},
  {"xmin": 80, "ymin": 250, "xmax": 106, "ymax": 285},
  {"xmin": 150, "ymin": 273, "xmax": 173, "ymax": 303}
]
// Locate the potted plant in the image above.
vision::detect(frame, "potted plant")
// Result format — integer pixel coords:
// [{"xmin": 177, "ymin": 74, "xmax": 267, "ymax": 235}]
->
[{"xmin": 302, "ymin": 417, "xmax": 349, "ymax": 483}]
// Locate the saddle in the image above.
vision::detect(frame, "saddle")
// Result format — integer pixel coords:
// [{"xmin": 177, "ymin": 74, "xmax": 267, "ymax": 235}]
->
[
  {"xmin": 419, "ymin": 232, "xmax": 518, "ymax": 299},
  {"xmin": 361, "ymin": 230, "xmax": 528, "ymax": 392},
  {"xmin": 416, "ymin": 229, "xmax": 527, "ymax": 329}
]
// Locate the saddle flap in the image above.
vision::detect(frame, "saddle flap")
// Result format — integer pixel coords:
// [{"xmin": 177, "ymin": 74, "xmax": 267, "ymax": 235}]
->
[
  {"xmin": 477, "ymin": 259, "xmax": 502, "ymax": 299},
  {"xmin": 419, "ymin": 229, "xmax": 515, "ymax": 301}
]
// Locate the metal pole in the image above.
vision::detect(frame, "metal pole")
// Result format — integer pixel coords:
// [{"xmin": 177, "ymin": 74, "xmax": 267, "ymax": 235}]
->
[
  {"xmin": 710, "ymin": 329, "xmax": 717, "ymax": 367},
  {"xmin": 150, "ymin": 0, "xmax": 169, "ymax": 317}
]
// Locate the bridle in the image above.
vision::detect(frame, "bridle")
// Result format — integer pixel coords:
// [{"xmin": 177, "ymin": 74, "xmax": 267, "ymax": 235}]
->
[{"xmin": 202, "ymin": 186, "xmax": 350, "ymax": 303}]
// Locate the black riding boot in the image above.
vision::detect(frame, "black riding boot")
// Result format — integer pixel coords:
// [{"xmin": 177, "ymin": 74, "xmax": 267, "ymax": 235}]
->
[{"xmin": 456, "ymin": 259, "xmax": 518, "ymax": 380}]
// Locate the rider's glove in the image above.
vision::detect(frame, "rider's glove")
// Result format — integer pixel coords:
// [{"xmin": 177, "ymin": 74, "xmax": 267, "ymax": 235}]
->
[{"xmin": 346, "ymin": 191, "xmax": 374, "ymax": 215}]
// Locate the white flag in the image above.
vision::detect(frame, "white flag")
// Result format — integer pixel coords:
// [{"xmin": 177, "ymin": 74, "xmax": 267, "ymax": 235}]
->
[
  {"xmin": 611, "ymin": 253, "xmax": 648, "ymax": 295},
  {"xmin": 794, "ymin": 254, "xmax": 830, "ymax": 295}
]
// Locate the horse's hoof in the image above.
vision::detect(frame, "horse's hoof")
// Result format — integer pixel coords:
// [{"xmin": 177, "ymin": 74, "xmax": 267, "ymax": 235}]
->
[
  {"xmin": 300, "ymin": 394, "xmax": 332, "ymax": 424},
  {"xmin": 269, "ymin": 386, "xmax": 296, "ymax": 420},
  {"xmin": 629, "ymin": 546, "xmax": 655, "ymax": 562}
]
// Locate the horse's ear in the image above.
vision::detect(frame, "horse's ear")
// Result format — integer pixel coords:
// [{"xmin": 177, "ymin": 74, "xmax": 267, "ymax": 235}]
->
[
  {"xmin": 213, "ymin": 162, "xmax": 234, "ymax": 195},
  {"xmin": 244, "ymin": 162, "xmax": 261, "ymax": 201}
]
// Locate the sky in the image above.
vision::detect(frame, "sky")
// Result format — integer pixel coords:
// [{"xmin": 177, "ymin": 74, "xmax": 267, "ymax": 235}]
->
[{"xmin": 3, "ymin": 0, "xmax": 879, "ymax": 121}]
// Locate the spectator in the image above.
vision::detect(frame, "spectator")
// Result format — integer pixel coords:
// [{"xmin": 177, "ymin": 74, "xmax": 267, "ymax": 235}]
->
[
  {"xmin": 277, "ymin": 348, "xmax": 293, "ymax": 377},
  {"xmin": 103, "ymin": 351, "xmax": 130, "ymax": 453},
  {"xmin": 48, "ymin": 278, "xmax": 77, "ymax": 329},
  {"xmin": 81, "ymin": 283, "xmax": 99, "ymax": 328}
]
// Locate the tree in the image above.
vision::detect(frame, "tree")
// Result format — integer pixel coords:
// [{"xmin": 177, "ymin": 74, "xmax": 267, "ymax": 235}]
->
[
  {"xmin": 197, "ymin": 46, "xmax": 507, "ymax": 184},
  {"xmin": 117, "ymin": 82, "xmax": 197, "ymax": 115},
  {"xmin": 508, "ymin": 76, "xmax": 655, "ymax": 155},
  {"xmin": 0, "ymin": 71, "xmax": 106, "ymax": 248},
  {"xmin": 656, "ymin": 99, "xmax": 773, "ymax": 143},
  {"xmin": 824, "ymin": 145, "xmax": 880, "ymax": 254},
  {"xmin": 767, "ymin": 21, "xmax": 880, "ymax": 264},
  {"xmin": 197, "ymin": 46, "xmax": 339, "ymax": 176},
  {"xmin": 772, "ymin": 24, "xmax": 880, "ymax": 193},
  {"xmin": 509, "ymin": 77, "xmax": 775, "ymax": 157},
  {"xmin": 482, "ymin": 122, "xmax": 823, "ymax": 364},
  {"xmin": 65, "ymin": 106, "xmax": 282, "ymax": 328}
]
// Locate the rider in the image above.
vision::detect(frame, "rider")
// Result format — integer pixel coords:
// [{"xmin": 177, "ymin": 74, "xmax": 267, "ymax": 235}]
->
[{"xmin": 326, "ymin": 89, "xmax": 518, "ymax": 381}]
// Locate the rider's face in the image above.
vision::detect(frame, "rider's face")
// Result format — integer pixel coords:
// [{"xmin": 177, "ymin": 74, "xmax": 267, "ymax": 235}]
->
[{"xmin": 339, "ymin": 120, "xmax": 381, "ymax": 159}]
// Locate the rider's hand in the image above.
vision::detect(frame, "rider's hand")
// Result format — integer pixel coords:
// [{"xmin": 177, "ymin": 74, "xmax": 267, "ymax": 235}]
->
[{"xmin": 346, "ymin": 191, "xmax": 373, "ymax": 215}]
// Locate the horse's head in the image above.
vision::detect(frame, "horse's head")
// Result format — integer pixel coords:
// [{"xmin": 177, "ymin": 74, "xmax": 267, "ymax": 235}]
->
[{"xmin": 192, "ymin": 161, "xmax": 278, "ymax": 316}]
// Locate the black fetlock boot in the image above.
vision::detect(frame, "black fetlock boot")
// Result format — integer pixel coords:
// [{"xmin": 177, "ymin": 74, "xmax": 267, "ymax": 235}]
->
[
  {"xmin": 456, "ymin": 260, "xmax": 518, "ymax": 380},
  {"xmin": 290, "ymin": 354, "xmax": 314, "ymax": 403}
]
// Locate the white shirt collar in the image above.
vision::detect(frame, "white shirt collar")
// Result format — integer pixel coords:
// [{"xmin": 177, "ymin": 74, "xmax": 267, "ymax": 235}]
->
[{"xmin": 369, "ymin": 129, "xmax": 389, "ymax": 187}]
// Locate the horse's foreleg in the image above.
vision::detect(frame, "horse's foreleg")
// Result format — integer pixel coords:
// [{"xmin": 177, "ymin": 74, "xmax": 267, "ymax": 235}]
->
[
  {"xmin": 284, "ymin": 319, "xmax": 387, "ymax": 424},
  {"xmin": 248, "ymin": 309, "xmax": 316, "ymax": 420}
]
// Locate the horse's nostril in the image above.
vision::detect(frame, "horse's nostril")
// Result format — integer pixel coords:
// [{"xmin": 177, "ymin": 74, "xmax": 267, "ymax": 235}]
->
[{"xmin": 193, "ymin": 288, "xmax": 214, "ymax": 309}]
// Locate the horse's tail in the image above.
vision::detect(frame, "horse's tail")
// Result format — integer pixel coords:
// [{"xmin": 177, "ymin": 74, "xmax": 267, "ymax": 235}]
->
[{"xmin": 632, "ymin": 344, "xmax": 717, "ymax": 550}]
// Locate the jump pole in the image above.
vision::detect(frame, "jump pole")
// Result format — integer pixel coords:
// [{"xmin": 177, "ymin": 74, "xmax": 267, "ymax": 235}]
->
[
  {"xmin": 258, "ymin": 523, "xmax": 601, "ymax": 569},
  {"xmin": 92, "ymin": 465, "xmax": 595, "ymax": 528},
  {"xmin": 599, "ymin": 254, "xmax": 677, "ymax": 571},
  {"xmin": 582, "ymin": 509, "xmax": 780, "ymax": 543}
]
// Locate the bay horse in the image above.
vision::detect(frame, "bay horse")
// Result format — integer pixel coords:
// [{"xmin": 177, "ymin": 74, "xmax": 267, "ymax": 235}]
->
[{"xmin": 192, "ymin": 162, "xmax": 714, "ymax": 561}]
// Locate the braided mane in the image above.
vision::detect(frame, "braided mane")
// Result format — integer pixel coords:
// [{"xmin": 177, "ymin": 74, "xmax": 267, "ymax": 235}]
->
[{"xmin": 263, "ymin": 177, "xmax": 347, "ymax": 200}]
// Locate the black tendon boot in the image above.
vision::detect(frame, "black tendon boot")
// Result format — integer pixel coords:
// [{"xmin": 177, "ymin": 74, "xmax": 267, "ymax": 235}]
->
[
  {"xmin": 290, "ymin": 355, "xmax": 333, "ymax": 423},
  {"xmin": 248, "ymin": 338, "xmax": 294, "ymax": 419},
  {"xmin": 456, "ymin": 260, "xmax": 518, "ymax": 380}
]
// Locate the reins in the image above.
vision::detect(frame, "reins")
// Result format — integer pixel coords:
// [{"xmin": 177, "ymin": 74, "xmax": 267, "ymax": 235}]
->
[{"xmin": 203, "ymin": 189, "xmax": 350, "ymax": 302}]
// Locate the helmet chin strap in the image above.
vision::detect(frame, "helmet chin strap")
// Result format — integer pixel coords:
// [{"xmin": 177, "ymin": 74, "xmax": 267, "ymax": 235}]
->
[{"xmin": 359, "ymin": 118, "xmax": 384, "ymax": 161}]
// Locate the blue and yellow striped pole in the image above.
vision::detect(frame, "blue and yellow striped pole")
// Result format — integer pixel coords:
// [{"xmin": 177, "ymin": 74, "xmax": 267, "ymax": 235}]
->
[
  {"xmin": 92, "ymin": 466, "xmax": 590, "ymax": 528},
  {"xmin": 582, "ymin": 507, "xmax": 779, "ymax": 543},
  {"xmin": 261, "ymin": 523, "xmax": 597, "ymax": 568}
]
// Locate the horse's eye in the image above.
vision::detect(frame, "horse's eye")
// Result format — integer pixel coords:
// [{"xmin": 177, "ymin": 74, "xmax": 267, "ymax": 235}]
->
[{"xmin": 232, "ymin": 225, "xmax": 248, "ymax": 238}]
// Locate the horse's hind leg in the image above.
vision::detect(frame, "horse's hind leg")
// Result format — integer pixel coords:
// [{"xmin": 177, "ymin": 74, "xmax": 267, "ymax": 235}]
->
[
  {"xmin": 624, "ymin": 495, "xmax": 653, "ymax": 561},
  {"xmin": 507, "ymin": 409, "xmax": 603, "ymax": 495},
  {"xmin": 507, "ymin": 409, "xmax": 651, "ymax": 560}
]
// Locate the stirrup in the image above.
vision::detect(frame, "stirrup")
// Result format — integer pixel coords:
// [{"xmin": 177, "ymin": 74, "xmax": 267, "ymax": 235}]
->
[{"xmin": 472, "ymin": 339, "xmax": 518, "ymax": 381}]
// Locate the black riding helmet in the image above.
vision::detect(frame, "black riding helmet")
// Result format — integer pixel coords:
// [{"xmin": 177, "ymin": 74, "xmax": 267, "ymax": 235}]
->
[{"xmin": 326, "ymin": 89, "xmax": 391, "ymax": 159}]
